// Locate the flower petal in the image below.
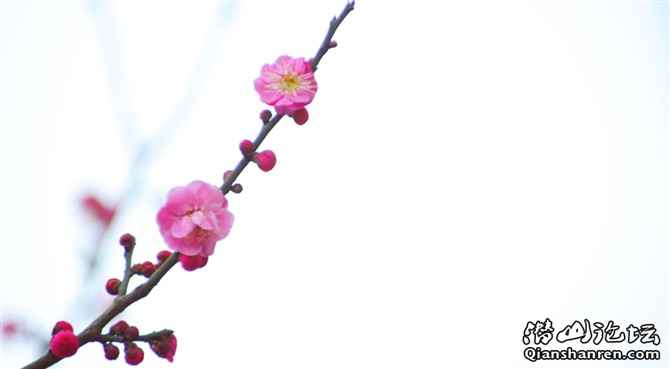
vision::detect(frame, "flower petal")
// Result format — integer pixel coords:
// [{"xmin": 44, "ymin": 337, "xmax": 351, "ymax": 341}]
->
[{"xmin": 171, "ymin": 216, "xmax": 195, "ymax": 238}]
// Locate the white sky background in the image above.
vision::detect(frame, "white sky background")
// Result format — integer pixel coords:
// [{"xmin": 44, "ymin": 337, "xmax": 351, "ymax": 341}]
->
[{"xmin": 0, "ymin": 0, "xmax": 668, "ymax": 368}]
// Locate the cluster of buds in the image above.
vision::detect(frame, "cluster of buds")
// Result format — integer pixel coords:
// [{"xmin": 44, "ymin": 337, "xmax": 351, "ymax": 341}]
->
[
  {"xmin": 101, "ymin": 235, "xmax": 177, "ymax": 365},
  {"xmin": 259, "ymin": 108, "xmax": 309, "ymax": 126},
  {"xmin": 106, "ymin": 235, "xmax": 177, "ymax": 296},
  {"xmin": 238, "ymin": 139, "xmax": 277, "ymax": 173},
  {"xmin": 103, "ymin": 320, "xmax": 177, "ymax": 365}
]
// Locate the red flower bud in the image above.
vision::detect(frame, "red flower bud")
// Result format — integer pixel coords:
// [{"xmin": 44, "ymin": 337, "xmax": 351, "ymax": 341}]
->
[
  {"xmin": 124, "ymin": 326, "xmax": 139, "ymax": 341},
  {"xmin": 291, "ymin": 108, "xmax": 309, "ymax": 125},
  {"xmin": 239, "ymin": 139, "xmax": 255, "ymax": 155},
  {"xmin": 51, "ymin": 321, "xmax": 73, "ymax": 336},
  {"xmin": 141, "ymin": 261, "xmax": 156, "ymax": 277},
  {"xmin": 231, "ymin": 183, "xmax": 243, "ymax": 193},
  {"xmin": 259, "ymin": 109, "xmax": 272, "ymax": 123},
  {"xmin": 109, "ymin": 320, "xmax": 129, "ymax": 335},
  {"xmin": 49, "ymin": 330, "xmax": 79, "ymax": 358},
  {"xmin": 223, "ymin": 170, "xmax": 234, "ymax": 182},
  {"xmin": 156, "ymin": 250, "xmax": 172, "ymax": 263},
  {"xmin": 105, "ymin": 278, "xmax": 121, "ymax": 295},
  {"xmin": 104, "ymin": 343, "xmax": 120, "ymax": 360},
  {"xmin": 179, "ymin": 254, "xmax": 208, "ymax": 271},
  {"xmin": 119, "ymin": 233, "xmax": 135, "ymax": 249},
  {"xmin": 150, "ymin": 334, "xmax": 178, "ymax": 362},
  {"xmin": 131, "ymin": 264, "xmax": 144, "ymax": 274},
  {"xmin": 125, "ymin": 343, "xmax": 144, "ymax": 365},
  {"xmin": 254, "ymin": 150, "xmax": 277, "ymax": 172}
]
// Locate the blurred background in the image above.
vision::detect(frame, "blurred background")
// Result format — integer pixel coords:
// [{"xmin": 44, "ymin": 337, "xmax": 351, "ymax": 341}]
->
[{"xmin": 0, "ymin": 0, "xmax": 667, "ymax": 367}]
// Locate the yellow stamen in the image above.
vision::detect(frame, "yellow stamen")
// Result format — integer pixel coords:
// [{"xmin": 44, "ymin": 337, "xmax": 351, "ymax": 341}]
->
[{"xmin": 279, "ymin": 74, "xmax": 301, "ymax": 92}]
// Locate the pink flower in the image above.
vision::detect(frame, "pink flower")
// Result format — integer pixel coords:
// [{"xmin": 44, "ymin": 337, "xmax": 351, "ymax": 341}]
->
[
  {"xmin": 156, "ymin": 181, "xmax": 234, "ymax": 257},
  {"xmin": 254, "ymin": 56, "xmax": 318, "ymax": 114}
]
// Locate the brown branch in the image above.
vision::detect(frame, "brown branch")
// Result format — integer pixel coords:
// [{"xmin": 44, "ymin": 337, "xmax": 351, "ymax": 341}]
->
[
  {"xmin": 22, "ymin": 253, "xmax": 179, "ymax": 369},
  {"xmin": 93, "ymin": 329, "xmax": 173, "ymax": 344},
  {"xmin": 22, "ymin": 3, "xmax": 354, "ymax": 368},
  {"xmin": 311, "ymin": 1, "xmax": 355, "ymax": 72},
  {"xmin": 117, "ymin": 243, "xmax": 135, "ymax": 296}
]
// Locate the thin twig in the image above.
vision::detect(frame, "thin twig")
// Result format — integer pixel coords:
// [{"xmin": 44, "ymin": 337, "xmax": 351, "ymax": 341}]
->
[
  {"xmin": 311, "ymin": 1, "xmax": 355, "ymax": 72},
  {"xmin": 117, "ymin": 244, "xmax": 135, "ymax": 296},
  {"xmin": 94, "ymin": 329, "xmax": 173, "ymax": 343}
]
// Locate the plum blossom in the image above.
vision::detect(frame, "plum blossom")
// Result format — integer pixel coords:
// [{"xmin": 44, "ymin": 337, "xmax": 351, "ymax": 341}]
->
[
  {"xmin": 157, "ymin": 181, "xmax": 234, "ymax": 257},
  {"xmin": 254, "ymin": 56, "xmax": 318, "ymax": 114}
]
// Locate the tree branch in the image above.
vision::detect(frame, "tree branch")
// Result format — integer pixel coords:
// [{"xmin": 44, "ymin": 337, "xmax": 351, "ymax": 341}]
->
[
  {"xmin": 93, "ymin": 329, "xmax": 173, "ymax": 344},
  {"xmin": 22, "ymin": 3, "xmax": 354, "ymax": 368}
]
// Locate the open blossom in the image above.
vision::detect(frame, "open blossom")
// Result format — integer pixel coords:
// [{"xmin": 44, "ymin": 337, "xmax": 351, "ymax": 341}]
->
[
  {"xmin": 156, "ymin": 180, "xmax": 234, "ymax": 257},
  {"xmin": 254, "ymin": 55, "xmax": 318, "ymax": 114}
]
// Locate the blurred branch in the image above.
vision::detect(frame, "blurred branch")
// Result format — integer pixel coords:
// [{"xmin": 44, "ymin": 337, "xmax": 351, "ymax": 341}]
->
[
  {"xmin": 89, "ymin": 0, "xmax": 138, "ymax": 150},
  {"xmin": 5, "ymin": 0, "xmax": 238, "ymax": 356},
  {"xmin": 77, "ymin": 0, "xmax": 235, "ymax": 301}
]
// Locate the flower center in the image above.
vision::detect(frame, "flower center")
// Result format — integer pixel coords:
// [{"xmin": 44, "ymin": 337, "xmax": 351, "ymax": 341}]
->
[
  {"xmin": 279, "ymin": 74, "xmax": 301, "ymax": 92},
  {"xmin": 185, "ymin": 226, "xmax": 209, "ymax": 243}
]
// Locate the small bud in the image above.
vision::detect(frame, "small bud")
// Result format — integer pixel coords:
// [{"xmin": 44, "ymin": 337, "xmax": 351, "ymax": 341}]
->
[
  {"xmin": 131, "ymin": 264, "xmax": 143, "ymax": 274},
  {"xmin": 259, "ymin": 109, "xmax": 272, "ymax": 123},
  {"xmin": 179, "ymin": 254, "xmax": 208, "ymax": 271},
  {"xmin": 124, "ymin": 326, "xmax": 139, "ymax": 341},
  {"xmin": 104, "ymin": 343, "xmax": 120, "ymax": 360},
  {"xmin": 125, "ymin": 343, "xmax": 144, "ymax": 366},
  {"xmin": 328, "ymin": 40, "xmax": 338, "ymax": 49},
  {"xmin": 239, "ymin": 139, "xmax": 255, "ymax": 155},
  {"xmin": 51, "ymin": 321, "xmax": 73, "ymax": 336},
  {"xmin": 150, "ymin": 334, "xmax": 178, "ymax": 362},
  {"xmin": 105, "ymin": 278, "xmax": 121, "ymax": 295},
  {"xmin": 254, "ymin": 150, "xmax": 277, "ymax": 172},
  {"xmin": 109, "ymin": 320, "xmax": 129, "ymax": 335},
  {"xmin": 223, "ymin": 170, "xmax": 234, "ymax": 182},
  {"xmin": 141, "ymin": 261, "xmax": 156, "ymax": 277},
  {"xmin": 119, "ymin": 233, "xmax": 135, "ymax": 249},
  {"xmin": 231, "ymin": 183, "xmax": 243, "ymax": 193},
  {"xmin": 291, "ymin": 108, "xmax": 309, "ymax": 125},
  {"xmin": 50, "ymin": 330, "xmax": 79, "ymax": 358},
  {"xmin": 156, "ymin": 250, "xmax": 172, "ymax": 264}
]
